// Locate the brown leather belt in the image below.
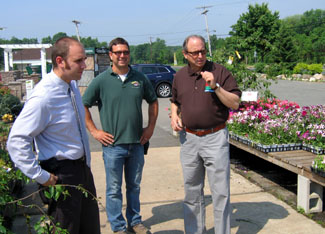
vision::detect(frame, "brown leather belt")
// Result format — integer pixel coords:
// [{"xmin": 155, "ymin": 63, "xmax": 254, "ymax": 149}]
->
[{"xmin": 185, "ymin": 123, "xmax": 226, "ymax": 137}]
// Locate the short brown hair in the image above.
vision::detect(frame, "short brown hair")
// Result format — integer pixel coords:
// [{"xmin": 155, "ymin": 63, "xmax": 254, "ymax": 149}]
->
[
  {"xmin": 51, "ymin": 37, "xmax": 81, "ymax": 68},
  {"xmin": 182, "ymin": 35, "xmax": 206, "ymax": 52},
  {"xmin": 108, "ymin": 37, "xmax": 129, "ymax": 52}
]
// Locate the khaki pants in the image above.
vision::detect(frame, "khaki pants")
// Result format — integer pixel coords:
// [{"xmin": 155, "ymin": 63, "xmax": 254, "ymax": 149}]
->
[{"xmin": 179, "ymin": 128, "xmax": 230, "ymax": 234}]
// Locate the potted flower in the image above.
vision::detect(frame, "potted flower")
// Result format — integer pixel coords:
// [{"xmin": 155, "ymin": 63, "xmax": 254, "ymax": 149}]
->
[{"xmin": 311, "ymin": 155, "xmax": 325, "ymax": 177}]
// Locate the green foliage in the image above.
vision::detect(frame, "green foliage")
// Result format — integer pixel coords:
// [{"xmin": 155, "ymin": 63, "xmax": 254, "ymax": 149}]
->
[
  {"xmin": 34, "ymin": 216, "xmax": 69, "ymax": 234},
  {"xmin": 130, "ymin": 38, "xmax": 176, "ymax": 64},
  {"xmin": 224, "ymin": 62, "xmax": 275, "ymax": 99},
  {"xmin": 263, "ymin": 63, "xmax": 294, "ymax": 77},
  {"xmin": 254, "ymin": 63, "xmax": 265, "ymax": 73},
  {"xmin": 287, "ymin": 9, "xmax": 325, "ymax": 63},
  {"xmin": 293, "ymin": 63, "xmax": 323, "ymax": 74},
  {"xmin": 0, "ymin": 94, "xmax": 23, "ymax": 119},
  {"xmin": 308, "ymin": 64, "xmax": 323, "ymax": 74},
  {"xmin": 269, "ymin": 23, "xmax": 297, "ymax": 64},
  {"xmin": 44, "ymin": 185, "xmax": 70, "ymax": 202},
  {"xmin": 230, "ymin": 3, "xmax": 281, "ymax": 62},
  {"xmin": 311, "ymin": 155, "xmax": 325, "ymax": 171},
  {"xmin": 293, "ymin": 63, "xmax": 308, "ymax": 74},
  {"xmin": 80, "ymin": 37, "xmax": 107, "ymax": 48},
  {"xmin": 210, "ymin": 35, "xmax": 227, "ymax": 52}
]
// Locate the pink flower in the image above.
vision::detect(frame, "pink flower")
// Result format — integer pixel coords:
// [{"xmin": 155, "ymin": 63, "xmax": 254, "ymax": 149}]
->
[{"xmin": 302, "ymin": 111, "xmax": 307, "ymax": 117}]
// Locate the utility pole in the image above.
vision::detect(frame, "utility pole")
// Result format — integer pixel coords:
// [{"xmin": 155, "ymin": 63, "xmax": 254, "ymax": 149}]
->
[
  {"xmin": 196, "ymin": 6, "xmax": 213, "ymax": 57},
  {"xmin": 149, "ymin": 36, "xmax": 153, "ymax": 63},
  {"xmin": 72, "ymin": 20, "xmax": 81, "ymax": 42}
]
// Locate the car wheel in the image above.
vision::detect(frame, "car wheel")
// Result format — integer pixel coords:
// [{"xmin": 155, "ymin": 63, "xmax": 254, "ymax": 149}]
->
[{"xmin": 156, "ymin": 83, "xmax": 171, "ymax": 98}]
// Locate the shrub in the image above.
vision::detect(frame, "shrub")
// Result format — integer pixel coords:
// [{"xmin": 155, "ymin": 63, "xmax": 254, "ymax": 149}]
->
[
  {"xmin": 0, "ymin": 84, "xmax": 11, "ymax": 96},
  {"xmin": 0, "ymin": 94, "xmax": 23, "ymax": 119},
  {"xmin": 308, "ymin": 64, "xmax": 322, "ymax": 74},
  {"xmin": 293, "ymin": 63, "xmax": 323, "ymax": 75},
  {"xmin": 264, "ymin": 63, "xmax": 282, "ymax": 77},
  {"xmin": 293, "ymin": 63, "xmax": 309, "ymax": 74},
  {"xmin": 254, "ymin": 62, "xmax": 265, "ymax": 73}
]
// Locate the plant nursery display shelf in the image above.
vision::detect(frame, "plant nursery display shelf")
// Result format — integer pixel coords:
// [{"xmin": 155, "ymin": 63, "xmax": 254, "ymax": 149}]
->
[{"xmin": 229, "ymin": 138, "xmax": 324, "ymax": 214}]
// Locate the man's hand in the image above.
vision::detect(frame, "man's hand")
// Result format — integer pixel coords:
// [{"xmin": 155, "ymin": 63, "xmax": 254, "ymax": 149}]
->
[
  {"xmin": 171, "ymin": 114, "xmax": 183, "ymax": 131},
  {"xmin": 140, "ymin": 127, "xmax": 154, "ymax": 145},
  {"xmin": 170, "ymin": 102, "xmax": 183, "ymax": 131},
  {"xmin": 92, "ymin": 129, "xmax": 114, "ymax": 146},
  {"xmin": 201, "ymin": 71, "xmax": 217, "ymax": 90},
  {"xmin": 42, "ymin": 173, "xmax": 58, "ymax": 186}
]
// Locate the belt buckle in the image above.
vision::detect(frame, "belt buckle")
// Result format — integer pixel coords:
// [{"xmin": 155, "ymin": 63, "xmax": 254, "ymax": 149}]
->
[{"xmin": 195, "ymin": 130, "xmax": 206, "ymax": 137}]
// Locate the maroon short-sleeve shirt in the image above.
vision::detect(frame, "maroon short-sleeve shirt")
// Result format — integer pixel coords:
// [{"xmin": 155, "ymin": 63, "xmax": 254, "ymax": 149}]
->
[{"xmin": 171, "ymin": 61, "xmax": 241, "ymax": 130}]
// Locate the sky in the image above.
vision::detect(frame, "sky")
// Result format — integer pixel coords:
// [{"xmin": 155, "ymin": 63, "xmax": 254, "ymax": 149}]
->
[{"xmin": 0, "ymin": 0, "xmax": 324, "ymax": 46}]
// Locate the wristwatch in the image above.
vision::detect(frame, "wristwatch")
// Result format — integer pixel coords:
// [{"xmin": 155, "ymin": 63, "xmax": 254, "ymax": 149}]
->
[{"xmin": 212, "ymin": 83, "xmax": 220, "ymax": 90}]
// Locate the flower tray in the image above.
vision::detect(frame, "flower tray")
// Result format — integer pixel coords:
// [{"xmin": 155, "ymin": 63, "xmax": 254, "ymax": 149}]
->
[
  {"xmin": 302, "ymin": 144, "xmax": 324, "ymax": 155},
  {"xmin": 229, "ymin": 133, "xmax": 302, "ymax": 153},
  {"xmin": 311, "ymin": 167, "xmax": 325, "ymax": 177},
  {"xmin": 254, "ymin": 143, "xmax": 302, "ymax": 153}
]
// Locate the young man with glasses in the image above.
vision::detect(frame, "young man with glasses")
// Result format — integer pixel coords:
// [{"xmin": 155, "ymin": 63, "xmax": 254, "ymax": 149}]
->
[
  {"xmin": 83, "ymin": 37, "xmax": 158, "ymax": 234},
  {"xmin": 170, "ymin": 35, "xmax": 241, "ymax": 234}
]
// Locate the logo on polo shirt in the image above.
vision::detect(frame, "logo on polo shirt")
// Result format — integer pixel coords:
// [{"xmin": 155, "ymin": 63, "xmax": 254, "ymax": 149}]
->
[{"xmin": 131, "ymin": 81, "xmax": 140, "ymax": 88}]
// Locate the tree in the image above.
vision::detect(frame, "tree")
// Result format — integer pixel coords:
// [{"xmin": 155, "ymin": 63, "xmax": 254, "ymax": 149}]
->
[
  {"xmin": 151, "ymin": 38, "xmax": 173, "ymax": 64},
  {"xmin": 80, "ymin": 37, "xmax": 107, "ymax": 48},
  {"xmin": 209, "ymin": 35, "xmax": 226, "ymax": 52},
  {"xmin": 229, "ymin": 3, "xmax": 281, "ymax": 62},
  {"xmin": 52, "ymin": 32, "xmax": 68, "ymax": 43},
  {"xmin": 41, "ymin": 32, "xmax": 68, "ymax": 44},
  {"xmin": 131, "ymin": 44, "xmax": 150, "ymax": 64},
  {"xmin": 295, "ymin": 9, "xmax": 325, "ymax": 63},
  {"xmin": 41, "ymin": 36, "xmax": 52, "ymax": 44},
  {"xmin": 268, "ymin": 23, "xmax": 296, "ymax": 66}
]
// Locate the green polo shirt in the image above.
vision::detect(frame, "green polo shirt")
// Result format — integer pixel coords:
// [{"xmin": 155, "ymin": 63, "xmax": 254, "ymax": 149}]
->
[{"xmin": 82, "ymin": 66, "xmax": 157, "ymax": 145}]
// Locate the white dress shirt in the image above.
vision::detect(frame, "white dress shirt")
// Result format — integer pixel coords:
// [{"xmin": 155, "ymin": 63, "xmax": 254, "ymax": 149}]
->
[{"xmin": 7, "ymin": 71, "xmax": 91, "ymax": 184}]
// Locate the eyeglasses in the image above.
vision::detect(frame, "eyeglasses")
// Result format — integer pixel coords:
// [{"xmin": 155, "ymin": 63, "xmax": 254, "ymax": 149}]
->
[
  {"xmin": 186, "ymin": 49, "xmax": 207, "ymax": 57},
  {"xmin": 111, "ymin": 51, "xmax": 130, "ymax": 56}
]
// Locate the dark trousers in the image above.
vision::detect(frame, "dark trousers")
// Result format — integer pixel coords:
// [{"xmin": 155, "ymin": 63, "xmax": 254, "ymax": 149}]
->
[{"xmin": 40, "ymin": 158, "xmax": 100, "ymax": 234}]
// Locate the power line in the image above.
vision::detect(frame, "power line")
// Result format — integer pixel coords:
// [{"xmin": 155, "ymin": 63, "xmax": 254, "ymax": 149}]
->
[{"xmin": 90, "ymin": 29, "xmax": 207, "ymax": 38}]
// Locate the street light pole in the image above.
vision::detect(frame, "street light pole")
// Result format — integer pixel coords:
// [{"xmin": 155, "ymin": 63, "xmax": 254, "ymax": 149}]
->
[
  {"xmin": 72, "ymin": 20, "xmax": 81, "ymax": 42},
  {"xmin": 197, "ymin": 6, "xmax": 213, "ymax": 57}
]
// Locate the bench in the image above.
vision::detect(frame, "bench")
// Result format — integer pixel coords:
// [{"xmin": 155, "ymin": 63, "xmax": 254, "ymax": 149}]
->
[{"xmin": 229, "ymin": 138, "xmax": 324, "ymax": 214}]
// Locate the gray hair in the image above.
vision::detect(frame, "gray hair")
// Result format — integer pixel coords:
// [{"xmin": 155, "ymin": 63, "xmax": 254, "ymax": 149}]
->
[{"xmin": 182, "ymin": 35, "xmax": 206, "ymax": 52}]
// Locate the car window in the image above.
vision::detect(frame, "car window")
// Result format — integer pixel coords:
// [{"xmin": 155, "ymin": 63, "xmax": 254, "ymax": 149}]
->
[
  {"xmin": 132, "ymin": 66, "xmax": 139, "ymax": 71},
  {"xmin": 158, "ymin": 67, "xmax": 169, "ymax": 73},
  {"xmin": 142, "ymin": 66, "xmax": 157, "ymax": 74}
]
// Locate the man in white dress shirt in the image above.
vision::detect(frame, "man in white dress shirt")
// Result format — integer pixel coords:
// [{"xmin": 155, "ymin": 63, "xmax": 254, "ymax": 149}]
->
[{"xmin": 7, "ymin": 37, "xmax": 100, "ymax": 234}]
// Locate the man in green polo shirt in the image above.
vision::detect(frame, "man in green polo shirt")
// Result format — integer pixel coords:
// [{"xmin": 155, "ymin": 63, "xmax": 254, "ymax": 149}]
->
[{"xmin": 82, "ymin": 37, "xmax": 158, "ymax": 234}]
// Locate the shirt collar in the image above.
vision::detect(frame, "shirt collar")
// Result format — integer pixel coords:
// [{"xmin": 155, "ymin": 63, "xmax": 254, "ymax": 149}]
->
[
  {"xmin": 187, "ymin": 60, "xmax": 213, "ymax": 77},
  {"xmin": 109, "ymin": 65, "xmax": 133, "ymax": 79},
  {"xmin": 47, "ymin": 70, "xmax": 70, "ymax": 94}
]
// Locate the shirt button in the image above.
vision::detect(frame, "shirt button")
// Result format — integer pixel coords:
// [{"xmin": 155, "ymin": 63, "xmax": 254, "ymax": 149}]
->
[{"xmin": 195, "ymin": 87, "xmax": 197, "ymax": 89}]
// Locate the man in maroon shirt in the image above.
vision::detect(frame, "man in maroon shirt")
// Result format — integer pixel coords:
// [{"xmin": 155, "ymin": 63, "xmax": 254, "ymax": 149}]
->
[{"xmin": 170, "ymin": 35, "xmax": 241, "ymax": 234}]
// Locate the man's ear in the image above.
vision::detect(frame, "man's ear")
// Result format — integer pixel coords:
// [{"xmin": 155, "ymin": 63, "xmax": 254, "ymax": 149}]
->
[
  {"xmin": 56, "ymin": 56, "xmax": 65, "ymax": 67},
  {"xmin": 182, "ymin": 50, "xmax": 188, "ymax": 60}
]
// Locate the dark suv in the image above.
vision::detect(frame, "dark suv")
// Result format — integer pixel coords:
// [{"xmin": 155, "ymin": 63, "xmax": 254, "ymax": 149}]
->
[{"xmin": 131, "ymin": 64, "xmax": 176, "ymax": 98}]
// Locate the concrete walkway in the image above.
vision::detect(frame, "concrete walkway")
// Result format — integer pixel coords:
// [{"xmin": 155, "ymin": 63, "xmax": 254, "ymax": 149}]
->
[{"xmin": 91, "ymin": 147, "xmax": 324, "ymax": 234}]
